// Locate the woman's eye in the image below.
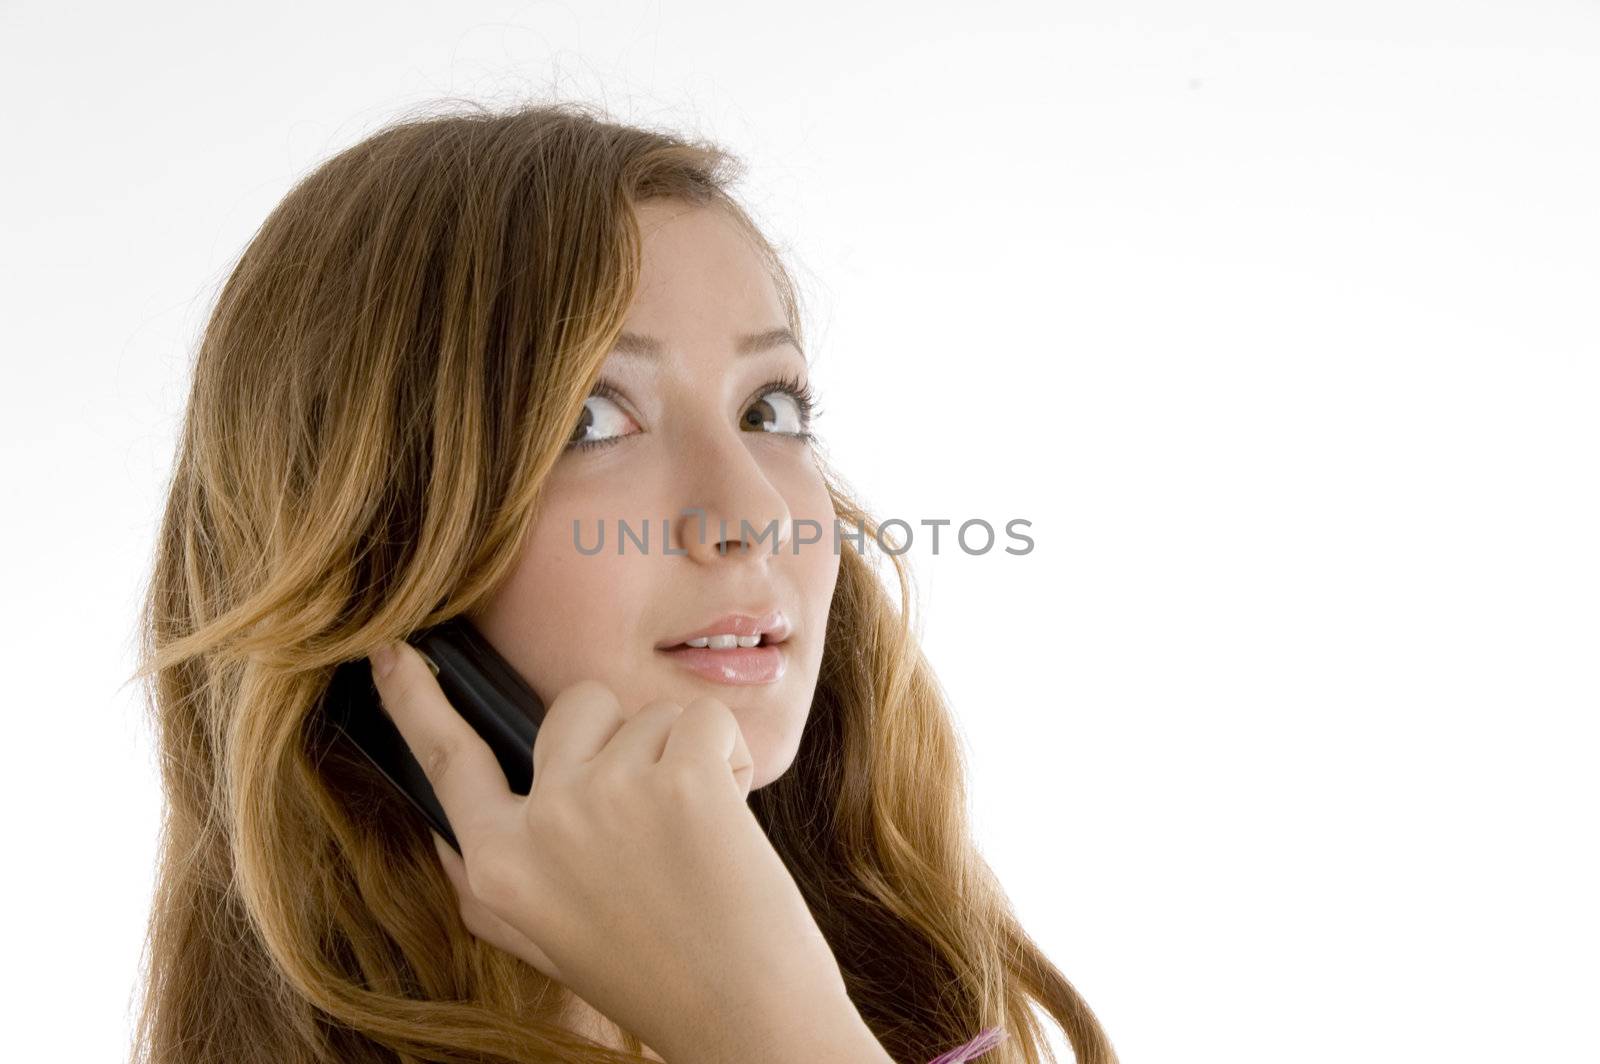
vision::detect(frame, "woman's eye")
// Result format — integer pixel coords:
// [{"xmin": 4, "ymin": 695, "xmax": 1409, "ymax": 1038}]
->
[
  {"xmin": 566, "ymin": 378, "xmax": 817, "ymax": 453},
  {"xmin": 741, "ymin": 389, "xmax": 808, "ymax": 436},
  {"xmin": 566, "ymin": 394, "xmax": 639, "ymax": 451}
]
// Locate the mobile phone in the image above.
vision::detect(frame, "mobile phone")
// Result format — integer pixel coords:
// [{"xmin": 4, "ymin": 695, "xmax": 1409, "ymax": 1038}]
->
[{"xmin": 319, "ymin": 615, "xmax": 547, "ymax": 855}]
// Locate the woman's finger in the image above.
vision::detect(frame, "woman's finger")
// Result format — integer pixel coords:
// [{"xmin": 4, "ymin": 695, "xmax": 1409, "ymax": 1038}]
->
[
  {"xmin": 529, "ymin": 678, "xmax": 630, "ymax": 786},
  {"xmin": 726, "ymin": 715, "xmax": 754, "ymax": 800},
  {"xmin": 660, "ymin": 696, "xmax": 755, "ymax": 801},
  {"xmin": 368, "ymin": 640, "xmax": 515, "ymax": 850},
  {"xmin": 587, "ymin": 699, "xmax": 684, "ymax": 773}
]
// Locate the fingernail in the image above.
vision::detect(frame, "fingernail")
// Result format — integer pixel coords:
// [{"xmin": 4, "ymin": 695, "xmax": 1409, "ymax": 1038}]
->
[{"xmin": 369, "ymin": 641, "xmax": 399, "ymax": 678}]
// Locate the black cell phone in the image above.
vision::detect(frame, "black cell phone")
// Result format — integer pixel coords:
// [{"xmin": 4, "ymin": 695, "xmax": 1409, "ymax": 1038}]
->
[{"xmin": 319, "ymin": 615, "xmax": 547, "ymax": 855}]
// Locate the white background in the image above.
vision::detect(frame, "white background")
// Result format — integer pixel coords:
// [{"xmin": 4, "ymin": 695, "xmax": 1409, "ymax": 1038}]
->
[{"xmin": 3, "ymin": 2, "xmax": 1596, "ymax": 1061}]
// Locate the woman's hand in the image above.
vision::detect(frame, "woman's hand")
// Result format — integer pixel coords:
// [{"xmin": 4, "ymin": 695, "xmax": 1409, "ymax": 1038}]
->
[{"xmin": 366, "ymin": 640, "xmax": 886, "ymax": 1064}]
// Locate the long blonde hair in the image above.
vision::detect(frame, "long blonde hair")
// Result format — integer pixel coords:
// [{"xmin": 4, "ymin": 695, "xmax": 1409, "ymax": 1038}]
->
[{"xmin": 127, "ymin": 98, "xmax": 1117, "ymax": 1064}]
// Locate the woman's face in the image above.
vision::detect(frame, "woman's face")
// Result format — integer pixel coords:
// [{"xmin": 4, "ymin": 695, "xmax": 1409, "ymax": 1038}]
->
[{"xmin": 467, "ymin": 199, "xmax": 839, "ymax": 791}]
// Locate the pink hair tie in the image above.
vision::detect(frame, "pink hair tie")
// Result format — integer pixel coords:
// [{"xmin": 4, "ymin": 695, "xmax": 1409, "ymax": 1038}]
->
[{"xmin": 925, "ymin": 1025, "xmax": 1008, "ymax": 1064}]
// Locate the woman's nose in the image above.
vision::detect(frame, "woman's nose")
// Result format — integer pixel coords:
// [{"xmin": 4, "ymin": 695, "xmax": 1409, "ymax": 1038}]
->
[{"xmin": 669, "ymin": 429, "xmax": 793, "ymax": 563}]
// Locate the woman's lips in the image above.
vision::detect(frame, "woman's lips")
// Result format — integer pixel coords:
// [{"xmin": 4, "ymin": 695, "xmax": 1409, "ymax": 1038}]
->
[{"xmin": 655, "ymin": 642, "xmax": 788, "ymax": 685}]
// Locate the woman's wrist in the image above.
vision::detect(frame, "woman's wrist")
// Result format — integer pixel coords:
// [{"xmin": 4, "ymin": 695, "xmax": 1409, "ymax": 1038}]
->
[
  {"xmin": 756, "ymin": 1004, "xmax": 895, "ymax": 1064},
  {"xmin": 659, "ymin": 984, "xmax": 894, "ymax": 1064}
]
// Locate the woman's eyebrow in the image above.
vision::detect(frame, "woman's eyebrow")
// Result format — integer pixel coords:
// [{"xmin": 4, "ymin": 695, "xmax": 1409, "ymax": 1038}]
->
[{"xmin": 608, "ymin": 326, "xmax": 803, "ymax": 360}]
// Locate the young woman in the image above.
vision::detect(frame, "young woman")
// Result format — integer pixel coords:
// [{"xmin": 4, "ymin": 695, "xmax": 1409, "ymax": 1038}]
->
[{"xmin": 128, "ymin": 99, "xmax": 1117, "ymax": 1064}]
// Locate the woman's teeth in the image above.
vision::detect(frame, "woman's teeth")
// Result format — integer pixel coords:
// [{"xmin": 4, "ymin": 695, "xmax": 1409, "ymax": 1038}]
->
[{"xmin": 681, "ymin": 634, "xmax": 763, "ymax": 649}]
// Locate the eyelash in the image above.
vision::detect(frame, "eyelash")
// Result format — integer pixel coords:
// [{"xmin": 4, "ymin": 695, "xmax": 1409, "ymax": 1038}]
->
[{"xmin": 567, "ymin": 372, "xmax": 821, "ymax": 453}]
